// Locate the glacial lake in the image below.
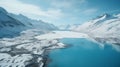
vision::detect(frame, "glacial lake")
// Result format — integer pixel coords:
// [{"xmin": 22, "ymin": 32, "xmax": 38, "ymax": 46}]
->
[{"xmin": 48, "ymin": 38, "xmax": 120, "ymax": 67}]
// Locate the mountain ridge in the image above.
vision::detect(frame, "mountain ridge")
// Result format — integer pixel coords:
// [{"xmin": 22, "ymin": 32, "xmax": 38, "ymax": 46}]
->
[
  {"xmin": 71, "ymin": 13, "xmax": 120, "ymax": 44},
  {"xmin": 0, "ymin": 7, "xmax": 58, "ymax": 38}
]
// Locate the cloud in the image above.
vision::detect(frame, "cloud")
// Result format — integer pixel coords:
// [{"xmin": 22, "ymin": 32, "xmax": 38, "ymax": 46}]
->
[
  {"xmin": 0, "ymin": 0, "xmax": 64, "ymax": 20},
  {"xmin": 77, "ymin": 0, "xmax": 87, "ymax": 4},
  {"xmin": 83, "ymin": 8, "xmax": 98, "ymax": 15},
  {"xmin": 50, "ymin": 0, "xmax": 86, "ymax": 9},
  {"xmin": 51, "ymin": 0, "xmax": 72, "ymax": 8}
]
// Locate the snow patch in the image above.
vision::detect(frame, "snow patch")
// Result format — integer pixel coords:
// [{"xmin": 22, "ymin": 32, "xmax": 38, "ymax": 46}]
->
[{"xmin": 36, "ymin": 31, "xmax": 88, "ymax": 40}]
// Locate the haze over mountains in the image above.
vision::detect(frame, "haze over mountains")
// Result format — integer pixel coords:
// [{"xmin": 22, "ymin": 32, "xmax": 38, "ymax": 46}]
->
[
  {"xmin": 0, "ymin": 6, "xmax": 120, "ymax": 67},
  {"xmin": 0, "ymin": 7, "xmax": 58, "ymax": 38},
  {"xmin": 0, "ymin": 7, "xmax": 120, "ymax": 44}
]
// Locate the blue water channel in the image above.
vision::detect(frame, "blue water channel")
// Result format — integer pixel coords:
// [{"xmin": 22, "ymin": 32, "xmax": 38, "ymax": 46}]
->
[{"xmin": 48, "ymin": 38, "xmax": 120, "ymax": 67}]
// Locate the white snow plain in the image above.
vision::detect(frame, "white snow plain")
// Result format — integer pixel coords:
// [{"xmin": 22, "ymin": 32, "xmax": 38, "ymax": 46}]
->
[{"xmin": 35, "ymin": 31, "xmax": 89, "ymax": 40}]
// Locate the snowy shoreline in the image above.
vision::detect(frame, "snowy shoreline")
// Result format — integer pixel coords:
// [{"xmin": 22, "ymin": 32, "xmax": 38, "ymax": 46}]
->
[
  {"xmin": 1, "ymin": 30, "xmax": 89, "ymax": 67},
  {"xmin": 41, "ymin": 44, "xmax": 69, "ymax": 67},
  {"xmin": 1, "ymin": 30, "xmax": 119, "ymax": 67},
  {"xmin": 35, "ymin": 31, "xmax": 89, "ymax": 67}
]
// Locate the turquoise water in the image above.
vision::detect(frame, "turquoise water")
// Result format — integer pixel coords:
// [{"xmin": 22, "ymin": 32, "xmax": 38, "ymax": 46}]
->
[{"xmin": 48, "ymin": 38, "xmax": 120, "ymax": 67}]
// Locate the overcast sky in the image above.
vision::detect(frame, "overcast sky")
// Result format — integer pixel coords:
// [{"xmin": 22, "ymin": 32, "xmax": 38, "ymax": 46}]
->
[{"xmin": 0, "ymin": 0, "xmax": 120, "ymax": 25}]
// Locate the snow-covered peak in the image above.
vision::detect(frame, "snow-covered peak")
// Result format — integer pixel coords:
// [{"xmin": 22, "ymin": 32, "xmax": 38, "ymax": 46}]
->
[
  {"xmin": 0, "ymin": 7, "xmax": 7, "ymax": 14},
  {"xmin": 9, "ymin": 12, "xmax": 58, "ymax": 31},
  {"xmin": 58, "ymin": 24, "xmax": 80, "ymax": 30},
  {"xmin": 72, "ymin": 13, "xmax": 120, "ymax": 45},
  {"xmin": 0, "ymin": 7, "xmax": 26, "ymax": 38},
  {"xmin": 95, "ymin": 13, "xmax": 113, "ymax": 19},
  {"xmin": 101, "ymin": 14, "xmax": 111, "ymax": 18},
  {"xmin": 114, "ymin": 13, "xmax": 120, "ymax": 18},
  {"xmin": 91, "ymin": 13, "xmax": 117, "ymax": 24},
  {"xmin": 73, "ymin": 13, "xmax": 120, "ymax": 43}
]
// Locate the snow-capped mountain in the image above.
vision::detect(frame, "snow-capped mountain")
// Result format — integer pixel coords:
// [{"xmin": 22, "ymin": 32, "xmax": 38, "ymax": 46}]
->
[
  {"xmin": 9, "ymin": 14, "xmax": 33, "ymax": 27},
  {"xmin": 30, "ymin": 20, "xmax": 58, "ymax": 31},
  {"xmin": 0, "ymin": 7, "xmax": 58, "ymax": 37},
  {"xmin": 72, "ymin": 13, "xmax": 120, "ymax": 44},
  {"xmin": 0, "ymin": 7, "xmax": 25, "ymax": 28},
  {"xmin": 0, "ymin": 7, "xmax": 26, "ymax": 38},
  {"xmin": 59, "ymin": 24, "xmax": 80, "ymax": 30},
  {"xmin": 9, "ymin": 13, "xmax": 58, "ymax": 31}
]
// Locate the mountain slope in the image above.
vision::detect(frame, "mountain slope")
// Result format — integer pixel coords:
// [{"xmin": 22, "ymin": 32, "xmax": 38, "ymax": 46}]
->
[
  {"xmin": 9, "ymin": 14, "xmax": 58, "ymax": 31},
  {"xmin": 0, "ymin": 7, "xmax": 25, "ymax": 28},
  {"xmin": 0, "ymin": 7, "xmax": 58, "ymax": 38},
  {"xmin": 0, "ymin": 7, "xmax": 26, "ymax": 38},
  {"xmin": 8, "ymin": 14, "xmax": 32, "ymax": 27},
  {"xmin": 72, "ymin": 13, "xmax": 120, "ymax": 44},
  {"xmin": 58, "ymin": 24, "xmax": 80, "ymax": 30}
]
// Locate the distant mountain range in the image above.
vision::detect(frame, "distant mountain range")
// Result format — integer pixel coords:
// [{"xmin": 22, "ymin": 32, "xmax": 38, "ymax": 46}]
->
[
  {"xmin": 9, "ymin": 13, "xmax": 58, "ymax": 30},
  {"xmin": 0, "ymin": 7, "xmax": 120, "ymax": 44},
  {"xmin": 0, "ymin": 7, "xmax": 58, "ymax": 38},
  {"xmin": 59, "ymin": 13, "xmax": 120, "ymax": 44},
  {"xmin": 58, "ymin": 24, "xmax": 80, "ymax": 30}
]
